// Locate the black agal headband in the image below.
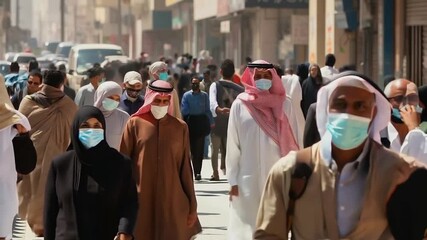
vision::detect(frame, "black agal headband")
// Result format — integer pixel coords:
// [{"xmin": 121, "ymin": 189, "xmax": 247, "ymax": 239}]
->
[
  {"xmin": 148, "ymin": 80, "xmax": 173, "ymax": 93},
  {"xmin": 247, "ymin": 62, "xmax": 274, "ymax": 69}
]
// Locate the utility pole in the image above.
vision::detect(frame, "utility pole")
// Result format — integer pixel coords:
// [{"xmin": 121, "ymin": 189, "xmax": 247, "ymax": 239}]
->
[
  {"xmin": 118, "ymin": 0, "xmax": 122, "ymax": 47},
  {"xmin": 60, "ymin": 0, "xmax": 64, "ymax": 41}
]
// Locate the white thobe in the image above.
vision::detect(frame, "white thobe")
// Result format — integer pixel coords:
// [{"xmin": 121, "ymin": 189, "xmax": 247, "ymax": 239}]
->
[
  {"xmin": 226, "ymin": 98, "xmax": 299, "ymax": 240},
  {"xmin": 388, "ymin": 123, "xmax": 427, "ymax": 164},
  {"xmin": 281, "ymin": 74, "xmax": 305, "ymax": 147},
  {"xmin": 0, "ymin": 111, "xmax": 30, "ymax": 239},
  {"xmin": 320, "ymin": 66, "xmax": 339, "ymax": 84}
]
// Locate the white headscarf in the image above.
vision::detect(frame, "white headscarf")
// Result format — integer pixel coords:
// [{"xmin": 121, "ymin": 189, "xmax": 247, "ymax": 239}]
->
[
  {"xmin": 316, "ymin": 75, "xmax": 391, "ymax": 143},
  {"xmin": 94, "ymin": 81, "xmax": 123, "ymax": 115}
]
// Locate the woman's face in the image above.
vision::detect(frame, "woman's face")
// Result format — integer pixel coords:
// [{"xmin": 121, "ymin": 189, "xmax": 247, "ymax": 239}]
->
[
  {"xmin": 79, "ymin": 118, "xmax": 103, "ymax": 129},
  {"xmin": 310, "ymin": 66, "xmax": 319, "ymax": 78}
]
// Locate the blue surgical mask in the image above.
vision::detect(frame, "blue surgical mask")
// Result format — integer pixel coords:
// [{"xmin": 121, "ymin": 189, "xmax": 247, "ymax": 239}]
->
[
  {"xmin": 102, "ymin": 98, "xmax": 119, "ymax": 111},
  {"xmin": 79, "ymin": 129, "xmax": 104, "ymax": 149},
  {"xmin": 392, "ymin": 108, "xmax": 402, "ymax": 120},
  {"xmin": 159, "ymin": 72, "xmax": 169, "ymax": 81},
  {"xmin": 326, "ymin": 113, "xmax": 370, "ymax": 150},
  {"xmin": 255, "ymin": 79, "xmax": 272, "ymax": 90}
]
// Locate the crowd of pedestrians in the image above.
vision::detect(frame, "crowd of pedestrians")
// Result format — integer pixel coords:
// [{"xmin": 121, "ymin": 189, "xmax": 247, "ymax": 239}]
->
[{"xmin": 1, "ymin": 51, "xmax": 427, "ymax": 240}]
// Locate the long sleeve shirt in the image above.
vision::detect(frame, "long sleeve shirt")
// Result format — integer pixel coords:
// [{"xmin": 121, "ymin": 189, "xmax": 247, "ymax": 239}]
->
[
  {"xmin": 388, "ymin": 123, "xmax": 427, "ymax": 163},
  {"xmin": 181, "ymin": 90, "xmax": 214, "ymax": 124}
]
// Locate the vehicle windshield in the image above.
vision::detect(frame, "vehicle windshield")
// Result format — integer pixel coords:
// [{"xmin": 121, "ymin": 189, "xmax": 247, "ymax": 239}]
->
[
  {"xmin": 46, "ymin": 42, "xmax": 59, "ymax": 53},
  {"xmin": 57, "ymin": 46, "xmax": 72, "ymax": 57},
  {"xmin": 76, "ymin": 49, "xmax": 123, "ymax": 74},
  {"xmin": 16, "ymin": 56, "xmax": 36, "ymax": 64}
]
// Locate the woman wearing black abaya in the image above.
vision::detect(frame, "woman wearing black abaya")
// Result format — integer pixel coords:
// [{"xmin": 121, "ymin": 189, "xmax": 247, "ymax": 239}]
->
[
  {"xmin": 44, "ymin": 106, "xmax": 138, "ymax": 240},
  {"xmin": 301, "ymin": 64, "xmax": 323, "ymax": 118}
]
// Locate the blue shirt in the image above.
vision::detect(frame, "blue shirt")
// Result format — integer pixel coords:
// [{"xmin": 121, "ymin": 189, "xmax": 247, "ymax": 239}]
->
[
  {"xmin": 118, "ymin": 92, "xmax": 144, "ymax": 116},
  {"xmin": 181, "ymin": 90, "xmax": 214, "ymax": 124}
]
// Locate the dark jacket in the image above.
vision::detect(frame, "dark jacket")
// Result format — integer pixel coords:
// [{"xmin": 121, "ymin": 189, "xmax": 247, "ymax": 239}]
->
[
  {"xmin": 44, "ymin": 150, "xmax": 138, "ymax": 240},
  {"xmin": 44, "ymin": 106, "xmax": 138, "ymax": 240},
  {"xmin": 303, "ymin": 103, "xmax": 320, "ymax": 148}
]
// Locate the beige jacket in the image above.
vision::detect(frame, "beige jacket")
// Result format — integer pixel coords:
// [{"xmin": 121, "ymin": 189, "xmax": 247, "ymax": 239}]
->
[{"xmin": 255, "ymin": 141, "xmax": 424, "ymax": 240}]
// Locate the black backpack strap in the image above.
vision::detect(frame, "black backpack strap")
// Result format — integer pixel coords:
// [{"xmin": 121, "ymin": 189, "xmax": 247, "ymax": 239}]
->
[{"xmin": 286, "ymin": 147, "xmax": 313, "ymax": 234}]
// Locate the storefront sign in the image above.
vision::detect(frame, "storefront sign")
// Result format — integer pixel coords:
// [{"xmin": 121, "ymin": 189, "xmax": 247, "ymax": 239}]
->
[{"xmin": 220, "ymin": 20, "xmax": 231, "ymax": 33}]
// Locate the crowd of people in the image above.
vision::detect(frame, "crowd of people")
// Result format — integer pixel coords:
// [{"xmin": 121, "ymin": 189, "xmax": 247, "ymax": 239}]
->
[{"xmin": 1, "ymin": 51, "xmax": 427, "ymax": 240}]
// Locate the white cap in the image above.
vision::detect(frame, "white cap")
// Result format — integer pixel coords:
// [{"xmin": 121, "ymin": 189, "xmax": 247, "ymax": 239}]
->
[{"xmin": 124, "ymin": 71, "xmax": 142, "ymax": 85}]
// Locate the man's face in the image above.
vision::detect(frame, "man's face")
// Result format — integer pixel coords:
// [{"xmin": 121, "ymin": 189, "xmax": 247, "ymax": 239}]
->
[
  {"xmin": 254, "ymin": 69, "xmax": 272, "ymax": 81},
  {"xmin": 125, "ymin": 82, "xmax": 143, "ymax": 98},
  {"xmin": 329, "ymin": 86, "xmax": 376, "ymax": 119},
  {"xmin": 152, "ymin": 95, "xmax": 170, "ymax": 107},
  {"xmin": 27, "ymin": 75, "xmax": 42, "ymax": 94},
  {"xmin": 192, "ymin": 78, "xmax": 200, "ymax": 91},
  {"xmin": 203, "ymin": 72, "xmax": 211, "ymax": 83},
  {"xmin": 388, "ymin": 81, "xmax": 419, "ymax": 109}
]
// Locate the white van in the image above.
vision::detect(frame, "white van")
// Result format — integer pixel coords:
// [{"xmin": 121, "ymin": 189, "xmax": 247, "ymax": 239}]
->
[{"xmin": 68, "ymin": 44, "xmax": 124, "ymax": 90}]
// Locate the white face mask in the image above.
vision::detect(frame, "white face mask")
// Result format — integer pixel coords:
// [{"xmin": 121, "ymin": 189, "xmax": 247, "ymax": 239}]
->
[{"xmin": 151, "ymin": 105, "xmax": 169, "ymax": 119}]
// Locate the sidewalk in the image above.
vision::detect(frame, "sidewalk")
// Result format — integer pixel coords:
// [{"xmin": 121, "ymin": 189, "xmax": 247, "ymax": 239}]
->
[{"xmin": 194, "ymin": 159, "xmax": 229, "ymax": 240}]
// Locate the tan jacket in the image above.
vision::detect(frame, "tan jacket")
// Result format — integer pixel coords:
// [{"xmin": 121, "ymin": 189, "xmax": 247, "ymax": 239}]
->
[{"xmin": 255, "ymin": 141, "xmax": 424, "ymax": 240}]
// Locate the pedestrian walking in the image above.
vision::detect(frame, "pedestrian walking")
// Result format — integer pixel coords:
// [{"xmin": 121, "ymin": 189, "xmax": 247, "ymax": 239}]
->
[
  {"xmin": 0, "ymin": 75, "xmax": 32, "ymax": 240},
  {"xmin": 17, "ymin": 70, "xmax": 77, "ymax": 236},
  {"xmin": 301, "ymin": 64, "xmax": 323, "ymax": 118},
  {"xmin": 226, "ymin": 60, "xmax": 299, "ymax": 239},
  {"xmin": 255, "ymin": 72, "xmax": 427, "ymax": 240},
  {"xmin": 94, "ymin": 81, "xmax": 129, "ymax": 150},
  {"xmin": 209, "ymin": 59, "xmax": 243, "ymax": 180},
  {"xmin": 44, "ymin": 106, "xmax": 138, "ymax": 240},
  {"xmin": 120, "ymin": 80, "xmax": 202, "ymax": 240},
  {"xmin": 182, "ymin": 76, "xmax": 214, "ymax": 180},
  {"xmin": 119, "ymin": 71, "xmax": 145, "ymax": 116},
  {"xmin": 75, "ymin": 66, "xmax": 104, "ymax": 107},
  {"xmin": 149, "ymin": 61, "xmax": 182, "ymax": 119}
]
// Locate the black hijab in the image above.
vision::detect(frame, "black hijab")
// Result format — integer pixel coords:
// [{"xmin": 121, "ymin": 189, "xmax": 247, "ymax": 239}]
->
[
  {"xmin": 71, "ymin": 106, "xmax": 129, "ymax": 239},
  {"xmin": 71, "ymin": 106, "xmax": 124, "ymax": 185},
  {"xmin": 418, "ymin": 85, "xmax": 427, "ymax": 122},
  {"xmin": 71, "ymin": 106, "xmax": 108, "ymax": 164}
]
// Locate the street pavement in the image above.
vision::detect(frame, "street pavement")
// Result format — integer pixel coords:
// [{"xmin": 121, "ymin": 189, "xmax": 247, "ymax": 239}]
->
[
  {"xmin": 13, "ymin": 159, "xmax": 230, "ymax": 240},
  {"xmin": 194, "ymin": 159, "xmax": 229, "ymax": 240}
]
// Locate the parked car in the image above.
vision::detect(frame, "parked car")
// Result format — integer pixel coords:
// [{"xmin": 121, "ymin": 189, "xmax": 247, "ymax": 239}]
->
[
  {"xmin": 44, "ymin": 41, "xmax": 60, "ymax": 54},
  {"xmin": 68, "ymin": 44, "xmax": 124, "ymax": 90},
  {"xmin": 56, "ymin": 42, "xmax": 74, "ymax": 58},
  {"xmin": 13, "ymin": 53, "xmax": 37, "ymax": 65}
]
